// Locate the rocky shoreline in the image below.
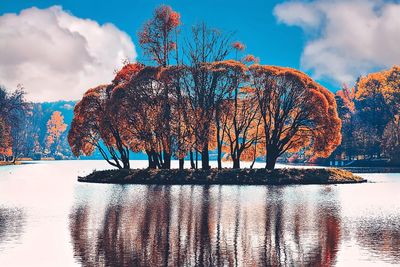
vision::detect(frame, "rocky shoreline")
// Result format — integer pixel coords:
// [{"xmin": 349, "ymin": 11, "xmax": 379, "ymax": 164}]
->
[{"xmin": 78, "ymin": 168, "xmax": 366, "ymax": 185}]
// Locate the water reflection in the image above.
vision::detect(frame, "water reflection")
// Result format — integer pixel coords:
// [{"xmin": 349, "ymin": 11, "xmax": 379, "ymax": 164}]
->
[
  {"xmin": 69, "ymin": 185, "xmax": 342, "ymax": 267},
  {"xmin": 356, "ymin": 218, "xmax": 400, "ymax": 264},
  {"xmin": 0, "ymin": 207, "xmax": 25, "ymax": 251}
]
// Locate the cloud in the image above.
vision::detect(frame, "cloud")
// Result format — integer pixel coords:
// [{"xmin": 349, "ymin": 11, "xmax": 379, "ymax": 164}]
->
[
  {"xmin": 0, "ymin": 6, "xmax": 137, "ymax": 102},
  {"xmin": 274, "ymin": 0, "xmax": 400, "ymax": 86}
]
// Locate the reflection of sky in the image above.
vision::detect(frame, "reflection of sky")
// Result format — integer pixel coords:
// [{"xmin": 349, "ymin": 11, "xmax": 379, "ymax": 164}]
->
[{"xmin": 0, "ymin": 161, "xmax": 399, "ymax": 266}]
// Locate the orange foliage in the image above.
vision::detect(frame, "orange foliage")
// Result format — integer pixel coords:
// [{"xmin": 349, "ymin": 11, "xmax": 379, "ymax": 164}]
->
[
  {"xmin": 113, "ymin": 63, "xmax": 144, "ymax": 85},
  {"xmin": 336, "ymin": 84, "xmax": 355, "ymax": 112},
  {"xmin": 155, "ymin": 5, "xmax": 180, "ymax": 29},
  {"xmin": 249, "ymin": 65, "xmax": 342, "ymax": 169},
  {"xmin": 46, "ymin": 111, "xmax": 67, "ymax": 150},
  {"xmin": 242, "ymin": 54, "xmax": 259, "ymax": 64},
  {"xmin": 357, "ymin": 65, "xmax": 400, "ymax": 113},
  {"xmin": 69, "ymin": 84, "xmax": 131, "ymax": 169},
  {"xmin": 0, "ymin": 118, "xmax": 12, "ymax": 157},
  {"xmin": 232, "ymin": 41, "xmax": 245, "ymax": 51},
  {"xmin": 138, "ymin": 5, "xmax": 181, "ymax": 66}
]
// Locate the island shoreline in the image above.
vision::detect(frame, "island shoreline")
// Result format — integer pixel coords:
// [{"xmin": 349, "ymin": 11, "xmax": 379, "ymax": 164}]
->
[{"xmin": 78, "ymin": 168, "xmax": 366, "ymax": 185}]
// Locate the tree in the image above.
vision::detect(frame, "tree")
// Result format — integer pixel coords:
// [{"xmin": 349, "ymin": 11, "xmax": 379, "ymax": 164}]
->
[
  {"xmin": 0, "ymin": 85, "xmax": 28, "ymax": 161},
  {"xmin": 138, "ymin": 5, "xmax": 181, "ymax": 169},
  {"xmin": 183, "ymin": 23, "xmax": 232, "ymax": 169},
  {"xmin": 46, "ymin": 111, "xmax": 67, "ymax": 156},
  {"xmin": 334, "ymin": 85, "xmax": 356, "ymax": 160},
  {"xmin": 382, "ymin": 115, "xmax": 400, "ymax": 163},
  {"xmin": 351, "ymin": 65, "xmax": 400, "ymax": 161},
  {"xmin": 208, "ymin": 59, "xmax": 261, "ymax": 169},
  {"xmin": 355, "ymin": 72, "xmax": 392, "ymax": 158},
  {"xmin": 68, "ymin": 85, "xmax": 131, "ymax": 169},
  {"xmin": 249, "ymin": 65, "xmax": 342, "ymax": 170},
  {"xmin": 138, "ymin": 5, "xmax": 181, "ymax": 67},
  {"xmin": 112, "ymin": 65, "xmax": 167, "ymax": 169},
  {"xmin": 0, "ymin": 117, "xmax": 12, "ymax": 160},
  {"xmin": 160, "ymin": 66, "xmax": 194, "ymax": 169}
]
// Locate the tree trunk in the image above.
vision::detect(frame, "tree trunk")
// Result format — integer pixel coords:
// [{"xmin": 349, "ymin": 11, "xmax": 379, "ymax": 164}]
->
[
  {"xmin": 232, "ymin": 158, "xmax": 240, "ymax": 169},
  {"xmin": 179, "ymin": 158, "xmax": 184, "ymax": 170},
  {"xmin": 195, "ymin": 150, "xmax": 198, "ymax": 170},
  {"xmin": 217, "ymin": 142, "xmax": 222, "ymax": 170},
  {"xmin": 201, "ymin": 146, "xmax": 210, "ymax": 170},
  {"xmin": 121, "ymin": 149, "xmax": 130, "ymax": 169},
  {"xmin": 190, "ymin": 150, "xmax": 195, "ymax": 169},
  {"xmin": 216, "ymin": 110, "xmax": 222, "ymax": 170},
  {"xmin": 266, "ymin": 146, "xmax": 279, "ymax": 170},
  {"xmin": 147, "ymin": 150, "xmax": 156, "ymax": 169},
  {"xmin": 122, "ymin": 158, "xmax": 130, "ymax": 169},
  {"xmin": 152, "ymin": 152, "xmax": 161, "ymax": 169},
  {"xmin": 162, "ymin": 150, "xmax": 171, "ymax": 169},
  {"xmin": 250, "ymin": 157, "xmax": 256, "ymax": 169}
]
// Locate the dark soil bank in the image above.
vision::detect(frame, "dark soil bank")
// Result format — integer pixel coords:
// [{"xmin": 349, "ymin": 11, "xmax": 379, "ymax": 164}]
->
[{"xmin": 79, "ymin": 168, "xmax": 366, "ymax": 185}]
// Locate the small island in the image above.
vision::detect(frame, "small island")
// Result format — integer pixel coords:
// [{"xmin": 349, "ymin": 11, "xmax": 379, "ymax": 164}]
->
[{"xmin": 79, "ymin": 168, "xmax": 366, "ymax": 185}]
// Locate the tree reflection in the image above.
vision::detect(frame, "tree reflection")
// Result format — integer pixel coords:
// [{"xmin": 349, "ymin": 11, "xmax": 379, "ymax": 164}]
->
[
  {"xmin": 0, "ymin": 208, "xmax": 25, "ymax": 251},
  {"xmin": 70, "ymin": 185, "xmax": 342, "ymax": 267}
]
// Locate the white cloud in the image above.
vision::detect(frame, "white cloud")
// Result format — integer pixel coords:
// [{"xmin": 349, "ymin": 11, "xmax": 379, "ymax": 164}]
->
[
  {"xmin": 274, "ymin": 0, "xmax": 400, "ymax": 86},
  {"xmin": 0, "ymin": 6, "xmax": 137, "ymax": 102}
]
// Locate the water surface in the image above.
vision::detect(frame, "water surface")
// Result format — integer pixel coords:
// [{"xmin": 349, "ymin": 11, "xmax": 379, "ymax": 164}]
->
[{"xmin": 0, "ymin": 160, "xmax": 399, "ymax": 266}]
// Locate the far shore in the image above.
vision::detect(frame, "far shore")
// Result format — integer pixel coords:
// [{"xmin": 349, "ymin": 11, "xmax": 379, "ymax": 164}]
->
[
  {"xmin": 3, "ymin": 159, "xmax": 400, "ymax": 173},
  {"xmin": 78, "ymin": 168, "xmax": 366, "ymax": 185},
  {"xmin": 0, "ymin": 161, "xmax": 23, "ymax": 166}
]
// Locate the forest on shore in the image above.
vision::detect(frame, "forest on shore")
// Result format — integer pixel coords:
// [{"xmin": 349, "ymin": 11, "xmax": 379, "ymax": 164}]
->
[{"xmin": 1, "ymin": 6, "xmax": 400, "ymax": 170}]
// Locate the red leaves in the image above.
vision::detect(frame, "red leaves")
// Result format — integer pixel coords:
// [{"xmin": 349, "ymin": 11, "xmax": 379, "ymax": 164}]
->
[
  {"xmin": 138, "ymin": 5, "xmax": 181, "ymax": 66},
  {"xmin": 232, "ymin": 41, "xmax": 245, "ymax": 51},
  {"xmin": 0, "ymin": 118, "xmax": 12, "ymax": 157},
  {"xmin": 155, "ymin": 5, "xmax": 181, "ymax": 29},
  {"xmin": 242, "ymin": 54, "xmax": 259, "ymax": 64},
  {"xmin": 250, "ymin": 65, "xmax": 342, "ymax": 160},
  {"xmin": 113, "ymin": 63, "xmax": 144, "ymax": 85},
  {"xmin": 336, "ymin": 85, "xmax": 355, "ymax": 113}
]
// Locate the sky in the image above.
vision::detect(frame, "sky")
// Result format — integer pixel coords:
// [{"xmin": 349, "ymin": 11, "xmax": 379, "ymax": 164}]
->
[{"xmin": 1, "ymin": 0, "xmax": 400, "ymax": 102}]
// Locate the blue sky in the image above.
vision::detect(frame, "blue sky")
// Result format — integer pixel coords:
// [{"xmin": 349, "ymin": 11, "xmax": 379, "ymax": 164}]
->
[
  {"xmin": 1, "ymin": 0, "xmax": 400, "ymax": 101},
  {"xmin": 1, "ymin": 0, "xmax": 303, "ymax": 66}
]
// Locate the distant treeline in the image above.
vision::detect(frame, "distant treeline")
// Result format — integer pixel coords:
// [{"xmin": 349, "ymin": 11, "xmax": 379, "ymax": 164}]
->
[
  {"xmin": 332, "ymin": 66, "xmax": 400, "ymax": 164},
  {"xmin": 0, "ymin": 89, "xmax": 75, "ymax": 161}
]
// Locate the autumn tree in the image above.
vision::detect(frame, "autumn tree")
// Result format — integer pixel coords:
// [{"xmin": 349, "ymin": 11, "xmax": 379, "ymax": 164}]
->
[
  {"xmin": 68, "ymin": 85, "xmax": 131, "ymax": 169},
  {"xmin": 355, "ymin": 72, "xmax": 392, "ymax": 158},
  {"xmin": 382, "ymin": 115, "xmax": 400, "ymax": 163},
  {"xmin": 183, "ymin": 23, "xmax": 232, "ymax": 169},
  {"xmin": 46, "ymin": 111, "xmax": 67, "ymax": 155},
  {"xmin": 112, "ymin": 65, "xmax": 164, "ymax": 169},
  {"xmin": 137, "ymin": 5, "xmax": 181, "ymax": 169},
  {"xmin": 0, "ymin": 85, "xmax": 28, "ymax": 161},
  {"xmin": 249, "ymin": 65, "xmax": 342, "ymax": 170},
  {"xmin": 208, "ymin": 59, "xmax": 262, "ymax": 169},
  {"xmin": 159, "ymin": 66, "xmax": 194, "ymax": 169},
  {"xmin": 0, "ymin": 117, "xmax": 12, "ymax": 160},
  {"xmin": 139, "ymin": 5, "xmax": 181, "ymax": 67},
  {"xmin": 216, "ymin": 45, "xmax": 262, "ymax": 169},
  {"xmin": 334, "ymin": 85, "xmax": 356, "ymax": 160},
  {"xmin": 350, "ymin": 65, "xmax": 400, "ymax": 161}
]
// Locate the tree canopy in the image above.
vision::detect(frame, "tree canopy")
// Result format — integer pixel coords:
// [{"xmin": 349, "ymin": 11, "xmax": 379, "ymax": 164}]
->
[{"xmin": 66, "ymin": 5, "xmax": 343, "ymax": 170}]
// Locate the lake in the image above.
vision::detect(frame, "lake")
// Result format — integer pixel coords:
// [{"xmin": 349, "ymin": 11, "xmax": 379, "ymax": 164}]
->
[{"xmin": 0, "ymin": 160, "xmax": 399, "ymax": 266}]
